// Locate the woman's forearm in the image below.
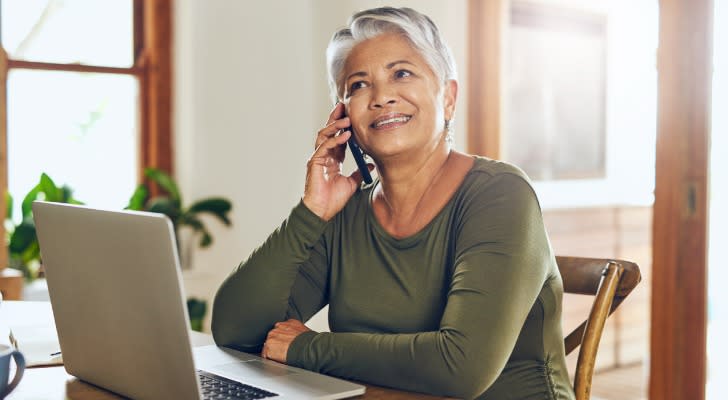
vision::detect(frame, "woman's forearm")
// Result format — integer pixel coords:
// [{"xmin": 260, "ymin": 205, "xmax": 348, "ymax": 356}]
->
[{"xmin": 211, "ymin": 201, "xmax": 329, "ymax": 351}]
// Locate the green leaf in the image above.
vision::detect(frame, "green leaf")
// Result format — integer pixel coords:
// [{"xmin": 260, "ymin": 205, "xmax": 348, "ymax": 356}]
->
[
  {"xmin": 177, "ymin": 215, "xmax": 212, "ymax": 247},
  {"xmin": 144, "ymin": 168, "xmax": 181, "ymax": 207},
  {"xmin": 40, "ymin": 173, "xmax": 62, "ymax": 202},
  {"xmin": 180, "ymin": 214, "xmax": 204, "ymax": 231},
  {"xmin": 20, "ymin": 240, "xmax": 40, "ymax": 265},
  {"xmin": 177, "ymin": 215, "xmax": 213, "ymax": 248},
  {"xmin": 187, "ymin": 297, "xmax": 207, "ymax": 318},
  {"xmin": 199, "ymin": 232, "xmax": 212, "ymax": 247},
  {"xmin": 187, "ymin": 198, "xmax": 232, "ymax": 226},
  {"xmin": 189, "ymin": 318, "xmax": 203, "ymax": 332},
  {"xmin": 187, "ymin": 298, "xmax": 207, "ymax": 332},
  {"xmin": 147, "ymin": 196, "xmax": 180, "ymax": 220},
  {"xmin": 21, "ymin": 183, "xmax": 42, "ymax": 218},
  {"xmin": 8, "ymin": 218, "xmax": 36, "ymax": 255},
  {"xmin": 125, "ymin": 184, "xmax": 149, "ymax": 210},
  {"xmin": 59, "ymin": 185, "xmax": 84, "ymax": 205},
  {"xmin": 5, "ymin": 191, "xmax": 14, "ymax": 222}
]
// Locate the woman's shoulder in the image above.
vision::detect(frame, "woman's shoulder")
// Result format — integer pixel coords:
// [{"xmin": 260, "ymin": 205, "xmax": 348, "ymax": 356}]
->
[
  {"xmin": 467, "ymin": 155, "xmax": 532, "ymax": 183},
  {"xmin": 455, "ymin": 155, "xmax": 541, "ymax": 212}
]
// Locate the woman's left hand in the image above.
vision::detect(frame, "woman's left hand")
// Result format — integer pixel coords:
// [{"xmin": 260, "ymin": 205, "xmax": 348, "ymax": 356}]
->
[{"xmin": 261, "ymin": 319, "xmax": 313, "ymax": 363}]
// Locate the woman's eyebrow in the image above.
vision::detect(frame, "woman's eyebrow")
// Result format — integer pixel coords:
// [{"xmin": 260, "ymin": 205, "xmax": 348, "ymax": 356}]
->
[
  {"xmin": 345, "ymin": 60, "xmax": 416, "ymax": 83},
  {"xmin": 386, "ymin": 60, "xmax": 415, "ymax": 69},
  {"xmin": 345, "ymin": 71, "xmax": 368, "ymax": 83}
]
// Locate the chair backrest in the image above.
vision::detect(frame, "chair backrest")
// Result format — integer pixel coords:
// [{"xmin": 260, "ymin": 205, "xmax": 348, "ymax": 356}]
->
[{"xmin": 556, "ymin": 256, "xmax": 641, "ymax": 400}]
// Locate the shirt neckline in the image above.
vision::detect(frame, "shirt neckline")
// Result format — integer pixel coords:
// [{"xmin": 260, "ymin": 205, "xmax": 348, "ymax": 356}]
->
[{"xmin": 365, "ymin": 156, "xmax": 480, "ymax": 248}]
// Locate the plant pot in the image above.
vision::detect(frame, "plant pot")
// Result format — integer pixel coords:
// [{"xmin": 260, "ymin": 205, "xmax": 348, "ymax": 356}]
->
[{"xmin": 177, "ymin": 226, "xmax": 195, "ymax": 270}]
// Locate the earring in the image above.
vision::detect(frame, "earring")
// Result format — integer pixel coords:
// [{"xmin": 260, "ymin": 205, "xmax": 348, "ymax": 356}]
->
[{"xmin": 444, "ymin": 119, "xmax": 454, "ymax": 145}]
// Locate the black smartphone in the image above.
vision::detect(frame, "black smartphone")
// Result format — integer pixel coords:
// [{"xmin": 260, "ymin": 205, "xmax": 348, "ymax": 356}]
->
[{"xmin": 347, "ymin": 128, "xmax": 373, "ymax": 185}]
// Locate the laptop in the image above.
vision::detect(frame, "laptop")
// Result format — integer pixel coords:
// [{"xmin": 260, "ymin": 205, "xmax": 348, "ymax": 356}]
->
[{"xmin": 32, "ymin": 201, "xmax": 365, "ymax": 400}]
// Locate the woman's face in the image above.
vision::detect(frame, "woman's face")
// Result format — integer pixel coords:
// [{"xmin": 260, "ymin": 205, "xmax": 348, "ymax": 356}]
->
[{"xmin": 342, "ymin": 33, "xmax": 456, "ymax": 161}]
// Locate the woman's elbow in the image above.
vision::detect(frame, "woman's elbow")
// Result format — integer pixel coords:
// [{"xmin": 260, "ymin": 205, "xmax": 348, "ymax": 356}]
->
[
  {"xmin": 210, "ymin": 307, "xmax": 233, "ymax": 346},
  {"xmin": 436, "ymin": 371, "xmax": 493, "ymax": 399},
  {"xmin": 413, "ymin": 357, "xmax": 493, "ymax": 398},
  {"xmin": 210, "ymin": 292, "xmax": 245, "ymax": 348},
  {"xmin": 430, "ymin": 342, "xmax": 501, "ymax": 398}
]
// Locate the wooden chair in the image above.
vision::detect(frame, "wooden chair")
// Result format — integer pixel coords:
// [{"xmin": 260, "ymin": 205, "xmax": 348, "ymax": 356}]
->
[{"xmin": 556, "ymin": 256, "xmax": 641, "ymax": 400}]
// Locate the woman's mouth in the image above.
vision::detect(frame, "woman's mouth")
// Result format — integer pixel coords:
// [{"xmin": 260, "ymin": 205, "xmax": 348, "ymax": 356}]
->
[{"xmin": 371, "ymin": 114, "xmax": 412, "ymax": 130}]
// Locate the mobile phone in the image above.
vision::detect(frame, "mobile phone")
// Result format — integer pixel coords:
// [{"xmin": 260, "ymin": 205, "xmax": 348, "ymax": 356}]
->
[{"xmin": 347, "ymin": 128, "xmax": 373, "ymax": 185}]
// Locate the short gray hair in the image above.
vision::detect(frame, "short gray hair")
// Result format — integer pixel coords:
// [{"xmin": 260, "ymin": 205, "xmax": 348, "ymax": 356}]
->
[{"xmin": 326, "ymin": 7, "xmax": 458, "ymax": 102}]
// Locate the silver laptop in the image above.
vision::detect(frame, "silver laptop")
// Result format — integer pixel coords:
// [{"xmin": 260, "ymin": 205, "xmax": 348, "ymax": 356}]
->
[{"xmin": 32, "ymin": 201, "xmax": 365, "ymax": 400}]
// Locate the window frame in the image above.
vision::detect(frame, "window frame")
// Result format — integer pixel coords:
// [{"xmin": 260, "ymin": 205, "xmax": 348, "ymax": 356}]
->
[{"xmin": 0, "ymin": 0, "xmax": 173, "ymax": 269}]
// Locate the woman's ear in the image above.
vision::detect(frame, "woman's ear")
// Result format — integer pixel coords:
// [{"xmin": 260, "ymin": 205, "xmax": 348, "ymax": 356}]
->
[{"xmin": 443, "ymin": 80, "xmax": 458, "ymax": 121}]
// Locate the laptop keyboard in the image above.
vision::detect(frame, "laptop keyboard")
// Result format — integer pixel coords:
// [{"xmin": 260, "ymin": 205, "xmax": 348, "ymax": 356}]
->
[{"xmin": 198, "ymin": 370, "xmax": 279, "ymax": 400}]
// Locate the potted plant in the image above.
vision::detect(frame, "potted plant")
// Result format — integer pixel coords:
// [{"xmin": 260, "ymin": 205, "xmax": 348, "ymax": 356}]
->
[
  {"xmin": 5, "ymin": 173, "xmax": 83, "ymax": 282},
  {"xmin": 125, "ymin": 167, "xmax": 233, "ymax": 330},
  {"xmin": 5, "ymin": 169, "xmax": 233, "ymax": 331},
  {"xmin": 125, "ymin": 167, "xmax": 232, "ymax": 262}
]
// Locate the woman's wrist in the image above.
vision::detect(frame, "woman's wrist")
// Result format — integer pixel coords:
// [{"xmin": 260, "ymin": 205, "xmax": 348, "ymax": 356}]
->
[
  {"xmin": 286, "ymin": 330, "xmax": 319, "ymax": 369},
  {"xmin": 302, "ymin": 196, "xmax": 332, "ymax": 221}
]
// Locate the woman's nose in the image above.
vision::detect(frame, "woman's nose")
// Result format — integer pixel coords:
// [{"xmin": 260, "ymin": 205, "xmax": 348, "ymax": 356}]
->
[{"xmin": 369, "ymin": 84, "xmax": 398, "ymax": 108}]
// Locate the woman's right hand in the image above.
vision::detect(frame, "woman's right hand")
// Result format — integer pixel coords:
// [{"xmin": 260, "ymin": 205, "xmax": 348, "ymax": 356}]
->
[{"xmin": 302, "ymin": 103, "xmax": 371, "ymax": 221}]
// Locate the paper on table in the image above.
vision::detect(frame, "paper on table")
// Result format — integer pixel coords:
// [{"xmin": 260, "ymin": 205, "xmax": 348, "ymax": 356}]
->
[{"xmin": 8, "ymin": 323, "xmax": 63, "ymax": 367}]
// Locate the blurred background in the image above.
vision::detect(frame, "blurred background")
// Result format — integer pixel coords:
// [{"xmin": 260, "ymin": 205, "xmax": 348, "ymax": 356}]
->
[{"xmin": 0, "ymin": 1, "xmax": 724, "ymax": 399}]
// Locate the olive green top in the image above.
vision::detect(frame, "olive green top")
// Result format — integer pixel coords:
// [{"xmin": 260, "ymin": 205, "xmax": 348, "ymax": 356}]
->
[{"xmin": 212, "ymin": 157, "xmax": 575, "ymax": 399}]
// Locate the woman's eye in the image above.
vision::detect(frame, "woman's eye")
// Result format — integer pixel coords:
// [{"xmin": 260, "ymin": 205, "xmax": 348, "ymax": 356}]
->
[
  {"xmin": 394, "ymin": 70, "xmax": 412, "ymax": 79},
  {"xmin": 349, "ymin": 81, "xmax": 366, "ymax": 93}
]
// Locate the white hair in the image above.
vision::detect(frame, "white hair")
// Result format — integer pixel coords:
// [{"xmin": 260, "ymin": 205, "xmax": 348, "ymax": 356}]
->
[{"xmin": 326, "ymin": 7, "xmax": 458, "ymax": 102}]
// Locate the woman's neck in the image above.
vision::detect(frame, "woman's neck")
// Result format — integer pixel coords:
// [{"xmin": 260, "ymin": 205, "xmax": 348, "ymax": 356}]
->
[{"xmin": 372, "ymin": 143, "xmax": 453, "ymax": 234}]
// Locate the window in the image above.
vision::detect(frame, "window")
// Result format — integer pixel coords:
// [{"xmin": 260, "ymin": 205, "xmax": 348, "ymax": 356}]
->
[
  {"xmin": 505, "ymin": 3, "xmax": 607, "ymax": 182},
  {"xmin": 469, "ymin": 0, "xmax": 658, "ymax": 209},
  {"xmin": 0, "ymin": 0, "xmax": 173, "ymax": 268}
]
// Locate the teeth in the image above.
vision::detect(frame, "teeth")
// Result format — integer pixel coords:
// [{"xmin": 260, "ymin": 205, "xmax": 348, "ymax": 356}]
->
[{"xmin": 374, "ymin": 116, "xmax": 410, "ymax": 127}]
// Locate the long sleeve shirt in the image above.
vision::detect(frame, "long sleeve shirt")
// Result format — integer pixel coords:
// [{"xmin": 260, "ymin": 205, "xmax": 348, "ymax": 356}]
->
[{"xmin": 212, "ymin": 157, "xmax": 575, "ymax": 399}]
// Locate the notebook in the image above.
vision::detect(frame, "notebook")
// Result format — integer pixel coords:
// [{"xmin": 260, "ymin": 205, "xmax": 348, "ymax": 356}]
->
[
  {"xmin": 8, "ymin": 323, "xmax": 63, "ymax": 367},
  {"xmin": 32, "ymin": 201, "xmax": 365, "ymax": 400}
]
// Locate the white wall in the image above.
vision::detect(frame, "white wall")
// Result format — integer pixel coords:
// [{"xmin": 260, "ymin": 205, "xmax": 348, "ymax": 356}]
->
[{"xmin": 174, "ymin": 0, "xmax": 468, "ymax": 331}]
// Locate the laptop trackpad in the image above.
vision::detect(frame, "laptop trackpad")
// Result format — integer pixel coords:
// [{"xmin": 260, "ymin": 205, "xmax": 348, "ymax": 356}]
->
[{"xmin": 213, "ymin": 360, "xmax": 296, "ymax": 379}]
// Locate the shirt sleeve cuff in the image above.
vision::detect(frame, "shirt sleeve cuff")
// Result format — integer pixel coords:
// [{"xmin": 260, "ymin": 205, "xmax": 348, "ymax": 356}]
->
[
  {"xmin": 286, "ymin": 200, "xmax": 329, "ymax": 244},
  {"xmin": 286, "ymin": 330, "xmax": 319, "ymax": 369}
]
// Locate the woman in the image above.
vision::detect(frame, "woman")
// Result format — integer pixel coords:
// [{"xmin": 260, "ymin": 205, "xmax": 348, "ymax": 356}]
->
[{"xmin": 212, "ymin": 7, "xmax": 574, "ymax": 399}]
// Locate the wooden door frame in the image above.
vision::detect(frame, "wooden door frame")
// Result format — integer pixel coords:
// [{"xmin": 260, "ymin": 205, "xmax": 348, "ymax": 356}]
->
[
  {"xmin": 467, "ymin": 0, "xmax": 505, "ymax": 159},
  {"xmin": 467, "ymin": 0, "xmax": 713, "ymax": 398},
  {"xmin": 650, "ymin": 0, "xmax": 712, "ymax": 398}
]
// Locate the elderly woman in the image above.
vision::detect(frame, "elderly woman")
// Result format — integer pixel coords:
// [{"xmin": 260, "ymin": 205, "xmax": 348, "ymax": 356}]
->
[{"xmin": 212, "ymin": 7, "xmax": 574, "ymax": 399}]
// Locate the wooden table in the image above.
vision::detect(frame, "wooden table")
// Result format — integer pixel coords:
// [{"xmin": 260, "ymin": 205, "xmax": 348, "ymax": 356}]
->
[{"xmin": 0, "ymin": 301, "xmax": 446, "ymax": 399}]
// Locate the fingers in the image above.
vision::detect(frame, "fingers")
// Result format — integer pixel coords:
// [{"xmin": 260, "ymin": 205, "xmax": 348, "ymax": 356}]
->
[
  {"xmin": 262, "ymin": 320, "xmax": 309, "ymax": 363},
  {"xmin": 310, "ymin": 130, "xmax": 350, "ymax": 163},
  {"xmin": 273, "ymin": 319, "xmax": 308, "ymax": 332},
  {"xmin": 318, "ymin": 103, "xmax": 350, "ymax": 148},
  {"xmin": 315, "ymin": 117, "xmax": 351, "ymax": 149},
  {"xmin": 321, "ymin": 129, "xmax": 350, "ymax": 151},
  {"xmin": 325, "ymin": 102, "xmax": 346, "ymax": 125},
  {"xmin": 274, "ymin": 320, "xmax": 295, "ymax": 330}
]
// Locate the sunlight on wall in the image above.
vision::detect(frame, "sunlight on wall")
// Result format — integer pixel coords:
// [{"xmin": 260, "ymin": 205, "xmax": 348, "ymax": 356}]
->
[{"xmin": 707, "ymin": 1, "xmax": 727, "ymax": 398}]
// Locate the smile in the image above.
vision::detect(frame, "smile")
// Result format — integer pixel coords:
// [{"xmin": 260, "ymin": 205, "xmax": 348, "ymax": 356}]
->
[{"xmin": 371, "ymin": 114, "xmax": 412, "ymax": 129}]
